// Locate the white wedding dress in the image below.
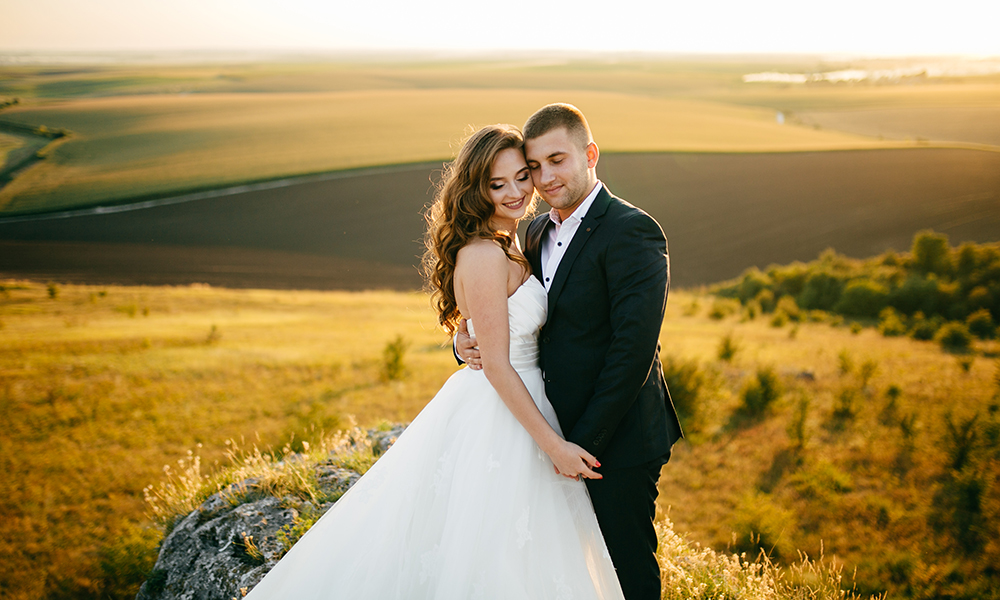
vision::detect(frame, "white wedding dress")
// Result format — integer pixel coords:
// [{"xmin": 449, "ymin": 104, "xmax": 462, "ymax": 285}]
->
[{"xmin": 245, "ymin": 275, "xmax": 625, "ymax": 599}]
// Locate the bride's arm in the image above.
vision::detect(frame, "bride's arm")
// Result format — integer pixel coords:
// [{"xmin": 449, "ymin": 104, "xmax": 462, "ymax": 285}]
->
[{"xmin": 456, "ymin": 242, "xmax": 601, "ymax": 480}]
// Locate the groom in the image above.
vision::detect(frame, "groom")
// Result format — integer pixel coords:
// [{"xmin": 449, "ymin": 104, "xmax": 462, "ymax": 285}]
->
[{"xmin": 460, "ymin": 103, "xmax": 683, "ymax": 600}]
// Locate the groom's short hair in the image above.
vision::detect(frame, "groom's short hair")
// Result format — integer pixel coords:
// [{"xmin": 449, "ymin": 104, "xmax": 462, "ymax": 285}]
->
[{"xmin": 524, "ymin": 103, "xmax": 593, "ymax": 150}]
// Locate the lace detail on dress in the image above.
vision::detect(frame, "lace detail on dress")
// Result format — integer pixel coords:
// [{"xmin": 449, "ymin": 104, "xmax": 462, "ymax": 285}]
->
[
  {"xmin": 553, "ymin": 575, "xmax": 576, "ymax": 600},
  {"xmin": 516, "ymin": 506, "xmax": 532, "ymax": 549},
  {"xmin": 471, "ymin": 570, "xmax": 487, "ymax": 600},
  {"xmin": 432, "ymin": 451, "xmax": 452, "ymax": 496},
  {"xmin": 419, "ymin": 544, "xmax": 440, "ymax": 584}
]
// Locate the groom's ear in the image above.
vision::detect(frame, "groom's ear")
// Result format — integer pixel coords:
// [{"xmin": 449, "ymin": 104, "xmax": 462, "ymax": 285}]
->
[{"xmin": 585, "ymin": 142, "xmax": 599, "ymax": 169}]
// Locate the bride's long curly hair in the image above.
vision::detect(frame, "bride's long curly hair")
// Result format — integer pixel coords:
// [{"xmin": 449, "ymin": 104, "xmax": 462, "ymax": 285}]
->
[{"xmin": 422, "ymin": 124, "xmax": 534, "ymax": 335}]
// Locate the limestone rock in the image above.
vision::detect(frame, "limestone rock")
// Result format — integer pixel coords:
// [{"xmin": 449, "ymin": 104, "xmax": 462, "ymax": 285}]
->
[{"xmin": 136, "ymin": 426, "xmax": 402, "ymax": 600}]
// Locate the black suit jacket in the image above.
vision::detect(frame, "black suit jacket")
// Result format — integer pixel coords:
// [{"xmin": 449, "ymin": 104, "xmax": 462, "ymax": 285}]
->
[{"xmin": 525, "ymin": 185, "xmax": 683, "ymax": 469}]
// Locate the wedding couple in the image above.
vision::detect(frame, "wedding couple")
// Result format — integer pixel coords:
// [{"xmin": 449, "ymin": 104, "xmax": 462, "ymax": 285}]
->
[{"xmin": 244, "ymin": 104, "xmax": 683, "ymax": 600}]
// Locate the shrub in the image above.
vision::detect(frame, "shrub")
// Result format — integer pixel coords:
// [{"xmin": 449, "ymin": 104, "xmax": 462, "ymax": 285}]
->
[
  {"xmin": 909, "ymin": 312, "xmax": 940, "ymax": 340},
  {"xmin": 755, "ymin": 289, "xmax": 776, "ymax": 313},
  {"xmin": 936, "ymin": 322, "xmax": 973, "ymax": 353},
  {"xmin": 850, "ymin": 322, "xmax": 863, "ymax": 335},
  {"xmin": 837, "ymin": 349, "xmax": 854, "ymax": 376},
  {"xmin": 858, "ymin": 359, "xmax": 879, "ymax": 390},
  {"xmin": 878, "ymin": 307, "xmax": 907, "ymax": 337},
  {"xmin": 912, "ymin": 229, "xmax": 952, "ymax": 276},
  {"xmin": 738, "ymin": 269, "xmax": 771, "ymax": 304},
  {"xmin": 966, "ymin": 309, "xmax": 996, "ymax": 339},
  {"xmin": 833, "ymin": 387, "xmax": 858, "ymax": 420},
  {"xmin": 708, "ymin": 298, "xmax": 740, "ymax": 320},
  {"xmin": 47, "ymin": 282, "xmax": 59, "ymax": 299},
  {"xmin": 740, "ymin": 367, "xmax": 782, "ymax": 417},
  {"xmin": 798, "ymin": 270, "xmax": 845, "ymax": 311},
  {"xmin": 888, "ymin": 274, "xmax": 942, "ymax": 316},
  {"xmin": 662, "ymin": 356, "xmax": 705, "ymax": 429},
  {"xmin": 775, "ymin": 296, "xmax": 801, "ymax": 321},
  {"xmin": 957, "ymin": 356, "xmax": 974, "ymax": 373},
  {"xmin": 787, "ymin": 393, "xmax": 810, "ymax": 449},
  {"xmin": 380, "ymin": 335, "xmax": 410, "ymax": 381},
  {"xmin": 742, "ymin": 299, "xmax": 760, "ymax": 321},
  {"xmin": 770, "ymin": 311, "xmax": 788, "ymax": 328},
  {"xmin": 717, "ymin": 332, "xmax": 739, "ymax": 362},
  {"xmin": 834, "ymin": 279, "xmax": 889, "ymax": 318}
]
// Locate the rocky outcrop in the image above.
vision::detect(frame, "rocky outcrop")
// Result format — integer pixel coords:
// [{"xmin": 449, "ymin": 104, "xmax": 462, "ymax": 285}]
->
[{"xmin": 136, "ymin": 425, "xmax": 405, "ymax": 600}]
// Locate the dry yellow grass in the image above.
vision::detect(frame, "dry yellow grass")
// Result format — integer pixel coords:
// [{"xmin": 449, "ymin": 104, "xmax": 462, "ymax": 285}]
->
[{"xmin": 2, "ymin": 278, "xmax": 998, "ymax": 597}]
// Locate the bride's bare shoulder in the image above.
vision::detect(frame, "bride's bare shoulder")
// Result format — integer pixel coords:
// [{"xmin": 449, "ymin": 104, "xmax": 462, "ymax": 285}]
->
[{"xmin": 456, "ymin": 239, "xmax": 507, "ymax": 269}]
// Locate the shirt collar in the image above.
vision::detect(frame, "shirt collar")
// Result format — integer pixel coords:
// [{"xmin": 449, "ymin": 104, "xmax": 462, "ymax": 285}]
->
[{"xmin": 548, "ymin": 180, "xmax": 603, "ymax": 226}]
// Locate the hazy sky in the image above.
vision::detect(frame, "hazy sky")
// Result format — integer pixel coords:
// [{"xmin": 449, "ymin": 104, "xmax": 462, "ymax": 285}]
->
[{"xmin": 2, "ymin": 0, "xmax": 998, "ymax": 56}]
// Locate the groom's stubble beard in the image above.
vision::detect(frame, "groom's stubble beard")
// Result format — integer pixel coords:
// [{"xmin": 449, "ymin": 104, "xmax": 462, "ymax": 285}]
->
[{"xmin": 536, "ymin": 161, "xmax": 593, "ymax": 214}]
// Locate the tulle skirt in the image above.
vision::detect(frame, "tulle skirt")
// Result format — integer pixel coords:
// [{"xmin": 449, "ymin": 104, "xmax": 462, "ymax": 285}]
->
[{"xmin": 245, "ymin": 365, "xmax": 624, "ymax": 599}]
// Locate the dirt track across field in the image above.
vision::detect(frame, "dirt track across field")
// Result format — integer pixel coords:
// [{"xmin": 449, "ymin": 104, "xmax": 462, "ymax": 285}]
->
[{"xmin": 1, "ymin": 149, "xmax": 998, "ymax": 290}]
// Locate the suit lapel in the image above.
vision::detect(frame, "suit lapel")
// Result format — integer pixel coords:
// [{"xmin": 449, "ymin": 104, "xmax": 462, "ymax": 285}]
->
[
  {"xmin": 546, "ymin": 187, "xmax": 612, "ymax": 316},
  {"xmin": 524, "ymin": 213, "xmax": 549, "ymax": 281}
]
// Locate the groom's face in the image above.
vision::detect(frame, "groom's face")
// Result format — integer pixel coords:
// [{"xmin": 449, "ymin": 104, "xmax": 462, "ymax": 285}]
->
[{"xmin": 524, "ymin": 127, "xmax": 598, "ymax": 220}]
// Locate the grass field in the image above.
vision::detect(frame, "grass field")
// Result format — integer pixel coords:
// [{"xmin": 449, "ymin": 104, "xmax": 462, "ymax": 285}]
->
[
  {"xmin": 1, "ymin": 277, "xmax": 997, "ymax": 598},
  {"xmin": 6, "ymin": 57, "xmax": 999, "ymax": 215}
]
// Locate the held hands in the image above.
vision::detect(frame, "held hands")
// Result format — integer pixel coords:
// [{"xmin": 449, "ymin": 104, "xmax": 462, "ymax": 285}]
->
[
  {"xmin": 548, "ymin": 440, "xmax": 602, "ymax": 481},
  {"xmin": 456, "ymin": 319, "xmax": 483, "ymax": 370}
]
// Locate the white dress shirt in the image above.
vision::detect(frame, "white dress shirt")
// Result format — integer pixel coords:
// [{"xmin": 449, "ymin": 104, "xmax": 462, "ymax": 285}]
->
[{"xmin": 539, "ymin": 181, "xmax": 603, "ymax": 291}]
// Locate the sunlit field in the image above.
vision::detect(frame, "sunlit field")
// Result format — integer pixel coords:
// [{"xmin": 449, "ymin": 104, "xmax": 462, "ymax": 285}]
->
[
  {"xmin": 2, "ymin": 272, "xmax": 998, "ymax": 598},
  {"xmin": 2, "ymin": 56, "xmax": 1000, "ymax": 599},
  {"xmin": 5, "ymin": 57, "xmax": 999, "ymax": 215}
]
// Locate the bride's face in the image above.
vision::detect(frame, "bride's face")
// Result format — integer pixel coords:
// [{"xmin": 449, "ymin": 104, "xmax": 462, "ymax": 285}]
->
[{"xmin": 487, "ymin": 147, "xmax": 533, "ymax": 230}]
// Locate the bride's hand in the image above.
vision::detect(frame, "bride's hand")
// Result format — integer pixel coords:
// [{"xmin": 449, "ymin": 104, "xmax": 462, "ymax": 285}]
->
[{"xmin": 548, "ymin": 440, "xmax": 602, "ymax": 480}]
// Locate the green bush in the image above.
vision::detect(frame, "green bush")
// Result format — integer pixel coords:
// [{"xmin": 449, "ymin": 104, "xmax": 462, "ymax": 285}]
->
[
  {"xmin": 966, "ymin": 309, "xmax": 996, "ymax": 339},
  {"xmin": 738, "ymin": 269, "xmax": 771, "ymax": 304},
  {"xmin": 834, "ymin": 279, "xmax": 889, "ymax": 318},
  {"xmin": 837, "ymin": 349, "xmax": 854, "ymax": 376},
  {"xmin": 717, "ymin": 332, "xmax": 739, "ymax": 362},
  {"xmin": 798, "ymin": 270, "xmax": 844, "ymax": 311},
  {"xmin": 889, "ymin": 274, "xmax": 942, "ymax": 316},
  {"xmin": 936, "ymin": 322, "xmax": 973, "ymax": 353},
  {"xmin": 380, "ymin": 335, "xmax": 410, "ymax": 381},
  {"xmin": 775, "ymin": 296, "xmax": 801, "ymax": 321},
  {"xmin": 740, "ymin": 367, "xmax": 782, "ymax": 417},
  {"xmin": 909, "ymin": 312, "xmax": 941, "ymax": 341},
  {"xmin": 662, "ymin": 356, "xmax": 705, "ymax": 429},
  {"xmin": 755, "ymin": 289, "xmax": 776, "ymax": 313},
  {"xmin": 878, "ymin": 307, "xmax": 907, "ymax": 337},
  {"xmin": 912, "ymin": 229, "xmax": 952, "ymax": 276},
  {"xmin": 708, "ymin": 298, "xmax": 740, "ymax": 320}
]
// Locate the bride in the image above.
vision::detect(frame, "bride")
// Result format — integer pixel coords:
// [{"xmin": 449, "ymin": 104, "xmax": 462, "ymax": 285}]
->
[{"xmin": 243, "ymin": 124, "xmax": 625, "ymax": 599}]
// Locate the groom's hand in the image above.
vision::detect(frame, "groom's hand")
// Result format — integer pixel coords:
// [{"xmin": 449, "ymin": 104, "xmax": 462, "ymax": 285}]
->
[{"xmin": 456, "ymin": 319, "xmax": 482, "ymax": 370}]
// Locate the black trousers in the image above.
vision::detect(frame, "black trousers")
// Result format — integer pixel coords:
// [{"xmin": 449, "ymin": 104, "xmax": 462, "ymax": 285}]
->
[{"xmin": 584, "ymin": 453, "xmax": 668, "ymax": 600}]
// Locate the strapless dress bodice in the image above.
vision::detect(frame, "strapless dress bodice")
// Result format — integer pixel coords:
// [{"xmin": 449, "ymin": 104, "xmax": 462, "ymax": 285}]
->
[{"xmin": 467, "ymin": 276, "xmax": 546, "ymax": 371}]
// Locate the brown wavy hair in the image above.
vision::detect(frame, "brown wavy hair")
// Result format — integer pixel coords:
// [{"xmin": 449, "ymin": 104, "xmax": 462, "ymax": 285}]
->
[{"xmin": 422, "ymin": 124, "xmax": 534, "ymax": 335}]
